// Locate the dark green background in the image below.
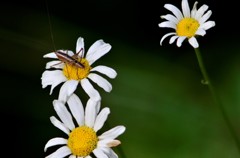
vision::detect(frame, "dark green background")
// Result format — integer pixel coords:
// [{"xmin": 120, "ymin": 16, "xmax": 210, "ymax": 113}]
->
[{"xmin": 1, "ymin": 0, "xmax": 240, "ymax": 157}]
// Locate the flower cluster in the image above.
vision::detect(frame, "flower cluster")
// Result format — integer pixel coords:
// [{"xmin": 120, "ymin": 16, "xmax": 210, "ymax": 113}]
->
[
  {"xmin": 39, "ymin": 0, "xmax": 218, "ymax": 157},
  {"xmin": 41, "ymin": 37, "xmax": 126, "ymax": 158}
]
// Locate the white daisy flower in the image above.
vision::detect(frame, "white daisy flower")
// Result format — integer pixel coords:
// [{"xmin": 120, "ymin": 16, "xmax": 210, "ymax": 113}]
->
[
  {"xmin": 44, "ymin": 93, "xmax": 126, "ymax": 158},
  {"xmin": 41, "ymin": 37, "xmax": 117, "ymax": 102},
  {"xmin": 158, "ymin": 0, "xmax": 215, "ymax": 48}
]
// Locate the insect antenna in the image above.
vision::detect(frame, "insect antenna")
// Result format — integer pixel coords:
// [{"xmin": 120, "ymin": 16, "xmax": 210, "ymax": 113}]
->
[
  {"xmin": 45, "ymin": 0, "xmax": 56, "ymax": 52},
  {"xmin": 45, "ymin": 0, "xmax": 67, "ymax": 71},
  {"xmin": 45, "ymin": 0, "xmax": 84, "ymax": 78}
]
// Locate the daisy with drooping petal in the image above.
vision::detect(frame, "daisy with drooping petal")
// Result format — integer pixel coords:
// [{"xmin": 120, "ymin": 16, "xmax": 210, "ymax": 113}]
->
[
  {"xmin": 158, "ymin": 0, "xmax": 215, "ymax": 48},
  {"xmin": 41, "ymin": 37, "xmax": 117, "ymax": 102},
  {"xmin": 44, "ymin": 93, "xmax": 126, "ymax": 158}
]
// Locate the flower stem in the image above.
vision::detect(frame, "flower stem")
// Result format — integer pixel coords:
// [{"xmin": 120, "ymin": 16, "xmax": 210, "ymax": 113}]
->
[{"xmin": 194, "ymin": 48, "xmax": 240, "ymax": 153}]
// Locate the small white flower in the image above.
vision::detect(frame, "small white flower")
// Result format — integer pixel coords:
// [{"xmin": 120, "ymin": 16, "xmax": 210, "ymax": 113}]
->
[
  {"xmin": 41, "ymin": 37, "xmax": 117, "ymax": 102},
  {"xmin": 158, "ymin": 0, "xmax": 215, "ymax": 48},
  {"xmin": 44, "ymin": 93, "xmax": 126, "ymax": 158}
]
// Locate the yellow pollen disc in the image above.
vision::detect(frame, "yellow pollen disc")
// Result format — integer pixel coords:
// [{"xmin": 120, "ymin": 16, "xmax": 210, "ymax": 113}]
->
[
  {"xmin": 68, "ymin": 126, "xmax": 98, "ymax": 157},
  {"xmin": 63, "ymin": 58, "xmax": 92, "ymax": 80},
  {"xmin": 176, "ymin": 18, "xmax": 200, "ymax": 38}
]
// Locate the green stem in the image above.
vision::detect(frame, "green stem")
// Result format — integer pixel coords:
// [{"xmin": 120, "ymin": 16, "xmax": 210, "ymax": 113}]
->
[{"xmin": 194, "ymin": 48, "xmax": 240, "ymax": 153}]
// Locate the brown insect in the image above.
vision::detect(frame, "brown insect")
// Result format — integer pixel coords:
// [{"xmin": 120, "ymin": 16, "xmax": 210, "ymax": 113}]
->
[{"xmin": 54, "ymin": 48, "xmax": 84, "ymax": 68}]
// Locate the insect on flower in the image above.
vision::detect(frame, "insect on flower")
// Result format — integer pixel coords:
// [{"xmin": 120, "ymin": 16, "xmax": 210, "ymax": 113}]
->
[
  {"xmin": 53, "ymin": 48, "xmax": 85, "ymax": 69},
  {"xmin": 41, "ymin": 37, "xmax": 117, "ymax": 102}
]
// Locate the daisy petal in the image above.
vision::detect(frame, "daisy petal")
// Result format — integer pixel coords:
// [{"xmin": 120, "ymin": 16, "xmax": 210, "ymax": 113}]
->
[
  {"xmin": 93, "ymin": 148, "xmax": 108, "ymax": 158},
  {"xmin": 195, "ymin": 28, "xmax": 206, "ymax": 36},
  {"xmin": 200, "ymin": 21, "xmax": 216, "ymax": 30},
  {"xmin": 86, "ymin": 43, "xmax": 111, "ymax": 65},
  {"xmin": 99, "ymin": 126, "xmax": 126, "ymax": 140},
  {"xmin": 182, "ymin": 0, "xmax": 190, "ymax": 17},
  {"xmin": 58, "ymin": 80, "xmax": 79, "ymax": 103},
  {"xmin": 80, "ymin": 78, "xmax": 101, "ymax": 101},
  {"xmin": 96, "ymin": 100, "xmax": 101, "ymax": 114},
  {"xmin": 43, "ymin": 52, "xmax": 58, "ymax": 59},
  {"xmin": 41, "ymin": 70, "xmax": 63, "ymax": 86},
  {"xmin": 195, "ymin": 4, "xmax": 209, "ymax": 20},
  {"xmin": 160, "ymin": 32, "xmax": 176, "ymax": 45},
  {"xmin": 76, "ymin": 37, "xmax": 85, "ymax": 57},
  {"xmin": 68, "ymin": 155, "xmax": 76, "ymax": 158},
  {"xmin": 107, "ymin": 140, "xmax": 121, "ymax": 147},
  {"xmin": 158, "ymin": 21, "xmax": 176, "ymax": 29},
  {"xmin": 46, "ymin": 61, "xmax": 64, "ymax": 69},
  {"xmin": 94, "ymin": 107, "xmax": 110, "ymax": 132},
  {"xmin": 50, "ymin": 116, "xmax": 70, "ymax": 135},
  {"xmin": 46, "ymin": 146, "xmax": 71, "ymax": 158},
  {"xmin": 88, "ymin": 73, "xmax": 112, "ymax": 92},
  {"xmin": 67, "ymin": 93, "xmax": 84, "ymax": 126},
  {"xmin": 44, "ymin": 137, "xmax": 67, "ymax": 152},
  {"xmin": 176, "ymin": 36, "xmax": 186, "ymax": 47},
  {"xmin": 101, "ymin": 148, "xmax": 118, "ymax": 158},
  {"xmin": 169, "ymin": 35, "xmax": 179, "ymax": 44},
  {"xmin": 41, "ymin": 70, "xmax": 66, "ymax": 94},
  {"xmin": 161, "ymin": 14, "xmax": 178, "ymax": 24},
  {"xmin": 85, "ymin": 99, "xmax": 98, "ymax": 128},
  {"xmin": 191, "ymin": 1, "xmax": 198, "ymax": 17},
  {"xmin": 53, "ymin": 100, "xmax": 75, "ymax": 130},
  {"xmin": 199, "ymin": 10, "xmax": 212, "ymax": 24},
  {"xmin": 87, "ymin": 39, "xmax": 105, "ymax": 57},
  {"xmin": 188, "ymin": 37, "xmax": 199, "ymax": 48},
  {"xmin": 164, "ymin": 3, "xmax": 183, "ymax": 20},
  {"xmin": 98, "ymin": 139, "xmax": 121, "ymax": 148},
  {"xmin": 91, "ymin": 66, "xmax": 117, "ymax": 79}
]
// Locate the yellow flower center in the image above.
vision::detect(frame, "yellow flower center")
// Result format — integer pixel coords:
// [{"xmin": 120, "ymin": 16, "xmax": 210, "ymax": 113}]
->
[
  {"xmin": 63, "ymin": 58, "xmax": 92, "ymax": 80},
  {"xmin": 176, "ymin": 18, "xmax": 200, "ymax": 38},
  {"xmin": 68, "ymin": 126, "xmax": 98, "ymax": 157}
]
